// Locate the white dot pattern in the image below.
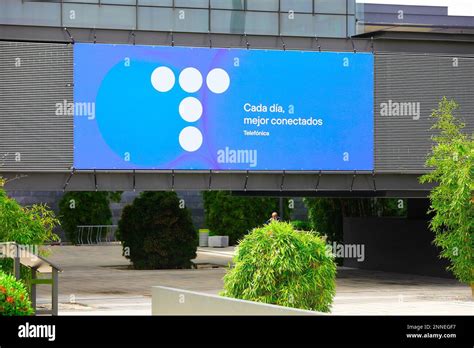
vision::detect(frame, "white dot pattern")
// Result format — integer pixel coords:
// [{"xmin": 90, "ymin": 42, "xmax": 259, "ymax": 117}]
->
[{"xmin": 151, "ymin": 66, "xmax": 230, "ymax": 152}]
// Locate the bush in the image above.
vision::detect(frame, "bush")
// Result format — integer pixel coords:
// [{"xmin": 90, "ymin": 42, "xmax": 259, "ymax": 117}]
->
[
  {"xmin": 117, "ymin": 191, "xmax": 197, "ymax": 269},
  {"xmin": 0, "ymin": 179, "xmax": 59, "ymax": 246},
  {"xmin": 0, "ymin": 260, "xmax": 32, "ymax": 295},
  {"xmin": 58, "ymin": 192, "xmax": 121, "ymax": 244},
  {"xmin": 0, "ymin": 178, "xmax": 59, "ymax": 291},
  {"xmin": 221, "ymin": 222, "xmax": 337, "ymax": 312},
  {"xmin": 0, "ymin": 271, "xmax": 34, "ymax": 316},
  {"xmin": 290, "ymin": 220, "xmax": 312, "ymax": 231},
  {"xmin": 420, "ymin": 98, "xmax": 474, "ymax": 288},
  {"xmin": 203, "ymin": 191, "xmax": 288, "ymax": 245},
  {"xmin": 304, "ymin": 198, "xmax": 343, "ymax": 244}
]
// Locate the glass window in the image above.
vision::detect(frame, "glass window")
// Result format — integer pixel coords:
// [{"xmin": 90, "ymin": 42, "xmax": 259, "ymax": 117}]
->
[
  {"xmin": 244, "ymin": 11, "xmax": 278, "ymax": 35},
  {"xmin": 314, "ymin": 14, "xmax": 346, "ymax": 37},
  {"xmin": 347, "ymin": 15, "xmax": 356, "ymax": 36},
  {"xmin": 348, "ymin": 0, "xmax": 356, "ymax": 15},
  {"xmin": 3, "ymin": 0, "xmax": 354, "ymax": 38},
  {"xmin": 173, "ymin": 8, "xmax": 209, "ymax": 32},
  {"xmin": 280, "ymin": 13, "xmax": 314, "ymax": 36},
  {"xmin": 211, "ymin": 10, "xmax": 245, "ymax": 34},
  {"xmin": 175, "ymin": 0, "xmax": 209, "ymax": 9},
  {"xmin": 0, "ymin": 0, "xmax": 61, "ymax": 27},
  {"xmin": 281, "ymin": 0, "xmax": 313, "ymax": 13},
  {"xmin": 314, "ymin": 0, "xmax": 347, "ymax": 15},
  {"xmin": 138, "ymin": 7, "xmax": 172, "ymax": 31},
  {"xmin": 63, "ymin": 0, "xmax": 99, "ymax": 3},
  {"xmin": 63, "ymin": 4, "xmax": 136, "ymax": 30},
  {"xmin": 282, "ymin": 12, "xmax": 350, "ymax": 38},
  {"xmin": 101, "ymin": 0, "xmax": 136, "ymax": 5},
  {"xmin": 246, "ymin": 0, "xmax": 278, "ymax": 12},
  {"xmin": 138, "ymin": 0, "xmax": 173, "ymax": 6},
  {"xmin": 210, "ymin": 10, "xmax": 278, "ymax": 35},
  {"xmin": 138, "ymin": 7, "xmax": 209, "ymax": 33},
  {"xmin": 211, "ymin": 0, "xmax": 244, "ymax": 10}
]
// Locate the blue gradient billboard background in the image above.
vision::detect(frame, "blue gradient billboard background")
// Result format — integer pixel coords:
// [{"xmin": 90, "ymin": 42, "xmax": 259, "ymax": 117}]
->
[{"xmin": 73, "ymin": 43, "xmax": 373, "ymax": 170}]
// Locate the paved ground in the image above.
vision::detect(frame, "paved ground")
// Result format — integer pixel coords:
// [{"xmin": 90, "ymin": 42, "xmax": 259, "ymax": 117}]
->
[{"xmin": 36, "ymin": 244, "xmax": 473, "ymax": 315}]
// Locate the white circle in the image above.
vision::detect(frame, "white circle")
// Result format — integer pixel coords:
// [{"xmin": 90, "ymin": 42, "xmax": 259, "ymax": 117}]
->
[
  {"xmin": 179, "ymin": 97, "xmax": 203, "ymax": 123},
  {"xmin": 179, "ymin": 126, "xmax": 203, "ymax": 152},
  {"xmin": 206, "ymin": 68, "xmax": 230, "ymax": 94},
  {"xmin": 179, "ymin": 67, "xmax": 203, "ymax": 93},
  {"xmin": 151, "ymin": 66, "xmax": 175, "ymax": 92}
]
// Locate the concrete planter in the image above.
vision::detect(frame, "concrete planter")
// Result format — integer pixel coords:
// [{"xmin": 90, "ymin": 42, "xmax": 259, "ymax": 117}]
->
[
  {"xmin": 152, "ymin": 286, "xmax": 323, "ymax": 315},
  {"xmin": 198, "ymin": 229, "xmax": 209, "ymax": 247},
  {"xmin": 208, "ymin": 236, "xmax": 229, "ymax": 248}
]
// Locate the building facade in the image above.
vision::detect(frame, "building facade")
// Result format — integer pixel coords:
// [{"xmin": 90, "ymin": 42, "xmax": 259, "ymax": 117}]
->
[
  {"xmin": 1, "ymin": 1, "xmax": 472, "ymax": 274},
  {"xmin": 1, "ymin": 0, "xmax": 358, "ymax": 38},
  {"xmin": 0, "ymin": 0, "xmax": 473, "ymax": 194}
]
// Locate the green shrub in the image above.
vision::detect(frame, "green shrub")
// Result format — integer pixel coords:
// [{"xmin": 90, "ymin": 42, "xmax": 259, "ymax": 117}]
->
[
  {"xmin": 420, "ymin": 98, "xmax": 474, "ymax": 288},
  {"xmin": 203, "ymin": 191, "xmax": 288, "ymax": 245},
  {"xmin": 0, "ymin": 260, "xmax": 33, "ymax": 294},
  {"xmin": 0, "ymin": 271, "xmax": 34, "ymax": 316},
  {"xmin": 290, "ymin": 220, "xmax": 312, "ymax": 231},
  {"xmin": 58, "ymin": 192, "xmax": 121, "ymax": 244},
  {"xmin": 0, "ymin": 179, "xmax": 59, "ymax": 245},
  {"xmin": 117, "ymin": 191, "xmax": 197, "ymax": 269},
  {"xmin": 304, "ymin": 198, "xmax": 343, "ymax": 244},
  {"xmin": 221, "ymin": 221, "xmax": 337, "ymax": 312},
  {"xmin": 0, "ymin": 178, "xmax": 59, "ymax": 291}
]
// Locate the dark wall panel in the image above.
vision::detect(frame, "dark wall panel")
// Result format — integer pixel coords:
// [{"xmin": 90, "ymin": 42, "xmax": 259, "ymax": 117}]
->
[
  {"xmin": 374, "ymin": 53, "xmax": 474, "ymax": 173},
  {"xmin": 0, "ymin": 41, "xmax": 73, "ymax": 171},
  {"xmin": 343, "ymin": 217, "xmax": 452, "ymax": 278}
]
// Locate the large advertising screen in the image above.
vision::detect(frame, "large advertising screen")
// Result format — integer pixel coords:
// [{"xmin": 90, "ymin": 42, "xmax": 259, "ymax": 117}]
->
[{"xmin": 73, "ymin": 43, "xmax": 374, "ymax": 171}]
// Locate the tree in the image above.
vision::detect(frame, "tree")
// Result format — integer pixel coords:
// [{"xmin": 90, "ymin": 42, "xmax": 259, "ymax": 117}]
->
[
  {"xmin": 58, "ymin": 192, "xmax": 121, "ymax": 244},
  {"xmin": 117, "ymin": 191, "xmax": 197, "ymax": 269},
  {"xmin": 420, "ymin": 97, "xmax": 474, "ymax": 295},
  {"xmin": 203, "ymin": 191, "xmax": 288, "ymax": 245}
]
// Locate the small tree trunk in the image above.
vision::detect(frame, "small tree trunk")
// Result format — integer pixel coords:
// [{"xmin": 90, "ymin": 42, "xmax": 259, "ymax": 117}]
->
[{"xmin": 471, "ymin": 283, "xmax": 474, "ymax": 298}]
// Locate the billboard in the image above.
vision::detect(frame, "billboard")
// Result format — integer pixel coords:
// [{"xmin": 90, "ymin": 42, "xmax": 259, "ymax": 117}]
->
[{"xmin": 73, "ymin": 43, "xmax": 374, "ymax": 171}]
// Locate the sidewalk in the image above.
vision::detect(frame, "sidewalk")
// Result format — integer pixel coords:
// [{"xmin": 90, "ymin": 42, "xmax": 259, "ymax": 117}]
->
[{"xmin": 36, "ymin": 244, "xmax": 473, "ymax": 315}]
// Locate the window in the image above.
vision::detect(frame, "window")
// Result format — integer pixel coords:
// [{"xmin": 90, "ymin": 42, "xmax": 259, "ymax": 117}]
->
[
  {"xmin": 281, "ymin": 0, "xmax": 313, "ymax": 13},
  {"xmin": 1, "ymin": 0, "xmax": 356, "ymax": 39},
  {"xmin": 314, "ymin": 0, "xmax": 347, "ymax": 15},
  {"xmin": 280, "ymin": 13, "xmax": 314, "ymax": 36},
  {"xmin": 314, "ymin": 14, "xmax": 347, "ymax": 37},
  {"xmin": 212, "ymin": 10, "xmax": 278, "ymax": 35},
  {"xmin": 63, "ymin": 4, "xmax": 135, "ymax": 30},
  {"xmin": 0, "ymin": 0, "xmax": 61, "ymax": 27},
  {"xmin": 138, "ymin": 7, "xmax": 209, "ymax": 33}
]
